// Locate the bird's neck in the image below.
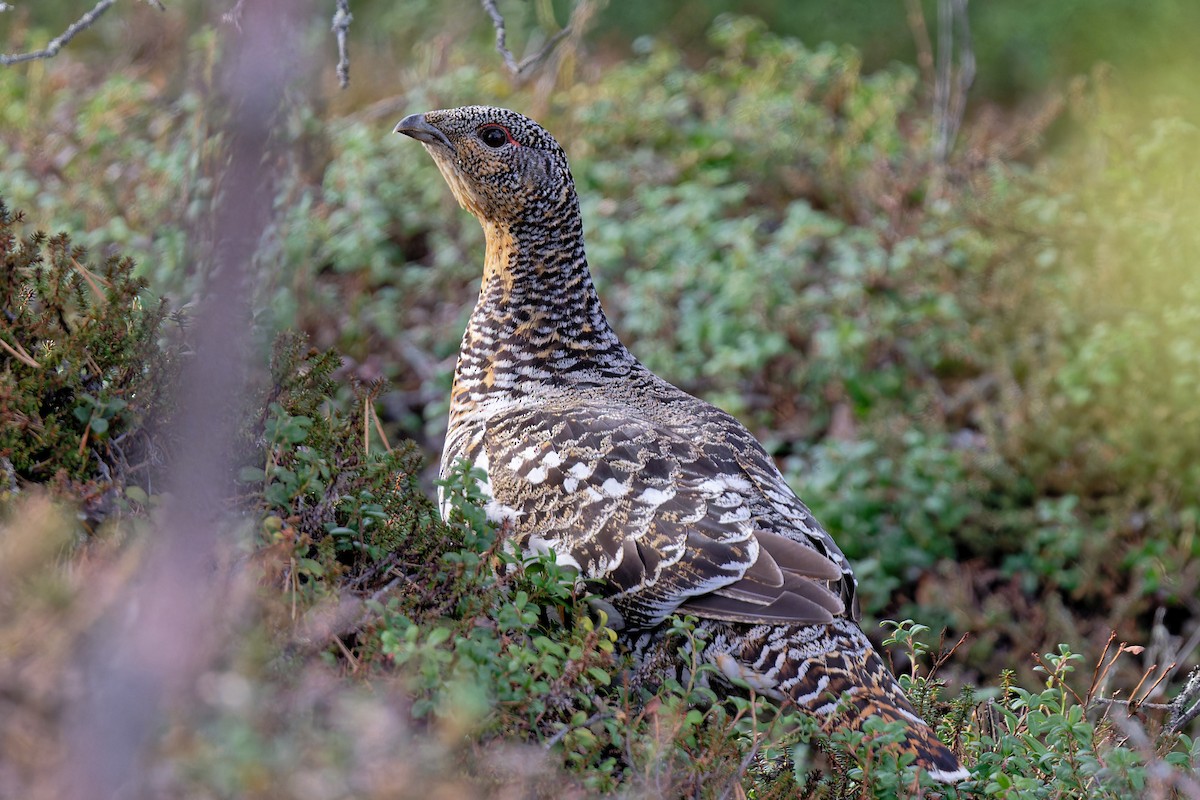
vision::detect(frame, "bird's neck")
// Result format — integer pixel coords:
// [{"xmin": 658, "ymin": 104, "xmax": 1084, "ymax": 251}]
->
[{"xmin": 454, "ymin": 208, "xmax": 636, "ymax": 403}]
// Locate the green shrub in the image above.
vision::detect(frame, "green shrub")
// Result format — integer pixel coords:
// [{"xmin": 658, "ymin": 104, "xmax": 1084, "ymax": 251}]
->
[
  {"xmin": 235, "ymin": 333, "xmax": 446, "ymax": 595},
  {"xmin": 0, "ymin": 200, "xmax": 179, "ymax": 512}
]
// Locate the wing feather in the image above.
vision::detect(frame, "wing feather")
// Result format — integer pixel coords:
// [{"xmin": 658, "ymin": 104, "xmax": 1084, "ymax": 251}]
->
[
  {"xmin": 482, "ymin": 400, "xmax": 847, "ymax": 629},
  {"xmin": 677, "ymin": 590, "xmax": 835, "ymax": 625}
]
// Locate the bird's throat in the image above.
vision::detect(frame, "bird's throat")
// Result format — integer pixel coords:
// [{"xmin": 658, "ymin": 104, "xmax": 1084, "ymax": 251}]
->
[{"xmin": 482, "ymin": 220, "xmax": 517, "ymax": 297}]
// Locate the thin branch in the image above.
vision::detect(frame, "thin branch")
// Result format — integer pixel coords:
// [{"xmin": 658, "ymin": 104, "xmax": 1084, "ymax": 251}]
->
[
  {"xmin": 362, "ymin": 395, "xmax": 370, "ymax": 456},
  {"xmin": 368, "ymin": 399, "xmax": 392, "ymax": 453},
  {"xmin": 0, "ymin": 337, "xmax": 40, "ymax": 368},
  {"xmin": 1088, "ymin": 665, "xmax": 1200, "ymax": 736},
  {"xmin": 332, "ymin": 0, "xmax": 351, "ymax": 89},
  {"xmin": 480, "ymin": 0, "xmax": 521, "ymax": 75},
  {"xmin": 0, "ymin": 0, "xmax": 118, "ymax": 66},
  {"xmin": 1168, "ymin": 666, "xmax": 1200, "ymax": 735},
  {"xmin": 1091, "ymin": 696, "xmax": 1173, "ymax": 713},
  {"xmin": 347, "ymin": 551, "xmax": 401, "ymax": 590},
  {"xmin": 479, "ymin": 0, "xmax": 581, "ymax": 84},
  {"xmin": 1086, "ymin": 631, "xmax": 1119, "ymax": 705},
  {"xmin": 72, "ymin": 257, "xmax": 111, "ymax": 303},
  {"xmin": 0, "ymin": 328, "xmax": 41, "ymax": 368}
]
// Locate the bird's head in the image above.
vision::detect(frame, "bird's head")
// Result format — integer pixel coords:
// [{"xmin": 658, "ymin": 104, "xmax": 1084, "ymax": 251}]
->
[{"xmin": 395, "ymin": 105, "xmax": 575, "ymax": 226}]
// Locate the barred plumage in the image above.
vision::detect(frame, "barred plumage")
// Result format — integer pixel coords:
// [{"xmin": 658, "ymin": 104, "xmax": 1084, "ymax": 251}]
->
[{"xmin": 396, "ymin": 105, "xmax": 969, "ymax": 783}]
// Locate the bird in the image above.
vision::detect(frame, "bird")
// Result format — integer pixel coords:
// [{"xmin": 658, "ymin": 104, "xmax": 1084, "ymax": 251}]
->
[{"xmin": 395, "ymin": 105, "xmax": 969, "ymax": 784}]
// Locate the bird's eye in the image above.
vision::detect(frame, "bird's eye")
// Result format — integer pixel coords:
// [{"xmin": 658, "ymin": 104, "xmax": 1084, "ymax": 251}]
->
[{"xmin": 479, "ymin": 124, "xmax": 514, "ymax": 148}]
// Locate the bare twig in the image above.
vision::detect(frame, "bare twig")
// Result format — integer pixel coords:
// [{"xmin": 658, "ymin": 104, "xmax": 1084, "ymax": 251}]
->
[
  {"xmin": 1139, "ymin": 664, "xmax": 1177, "ymax": 707},
  {"xmin": 1168, "ymin": 666, "xmax": 1200, "ymax": 735},
  {"xmin": 368, "ymin": 398, "xmax": 392, "ymax": 453},
  {"xmin": 1088, "ymin": 664, "xmax": 1200, "ymax": 736},
  {"xmin": 348, "ymin": 550, "xmax": 401, "ymax": 589},
  {"xmin": 1128, "ymin": 661, "xmax": 1163, "ymax": 708},
  {"xmin": 0, "ymin": 332, "xmax": 40, "ymax": 368},
  {"xmin": 1091, "ymin": 696, "xmax": 1173, "ymax": 713},
  {"xmin": 1086, "ymin": 631, "xmax": 1119, "ymax": 704},
  {"xmin": 288, "ymin": 568, "xmax": 412, "ymax": 656},
  {"xmin": 479, "ymin": 0, "xmax": 579, "ymax": 83},
  {"xmin": 480, "ymin": 0, "xmax": 522, "ymax": 76},
  {"xmin": 72, "ymin": 257, "xmax": 111, "ymax": 303},
  {"xmin": 0, "ymin": 0, "xmax": 118, "ymax": 66},
  {"xmin": 929, "ymin": 629, "xmax": 970, "ymax": 680},
  {"xmin": 332, "ymin": 0, "xmax": 351, "ymax": 89}
]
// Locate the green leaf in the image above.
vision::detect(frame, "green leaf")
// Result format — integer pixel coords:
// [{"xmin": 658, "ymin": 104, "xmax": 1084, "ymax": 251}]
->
[
  {"xmin": 586, "ymin": 667, "xmax": 611, "ymax": 686},
  {"xmin": 297, "ymin": 557, "xmax": 324, "ymax": 577}
]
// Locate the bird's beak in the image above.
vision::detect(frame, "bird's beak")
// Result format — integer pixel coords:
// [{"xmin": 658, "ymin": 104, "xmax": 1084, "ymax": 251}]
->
[{"xmin": 394, "ymin": 113, "xmax": 454, "ymax": 152}]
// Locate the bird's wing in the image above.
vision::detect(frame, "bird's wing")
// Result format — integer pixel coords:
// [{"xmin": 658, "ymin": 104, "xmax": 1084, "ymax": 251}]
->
[
  {"xmin": 480, "ymin": 401, "xmax": 845, "ymax": 629},
  {"xmin": 729, "ymin": 427, "xmax": 861, "ymax": 619},
  {"xmin": 653, "ymin": 392, "xmax": 861, "ymax": 620}
]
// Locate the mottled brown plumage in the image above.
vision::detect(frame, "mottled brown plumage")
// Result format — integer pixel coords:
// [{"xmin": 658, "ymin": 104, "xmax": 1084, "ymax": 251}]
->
[{"xmin": 396, "ymin": 105, "xmax": 969, "ymax": 783}]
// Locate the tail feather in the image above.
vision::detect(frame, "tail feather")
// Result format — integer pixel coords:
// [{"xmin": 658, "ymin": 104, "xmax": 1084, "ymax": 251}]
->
[{"xmin": 716, "ymin": 618, "xmax": 969, "ymax": 783}]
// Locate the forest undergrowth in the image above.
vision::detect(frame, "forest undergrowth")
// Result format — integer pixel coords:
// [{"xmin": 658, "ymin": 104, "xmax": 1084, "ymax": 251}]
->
[{"xmin": 1, "ymin": 10, "xmax": 1199, "ymax": 798}]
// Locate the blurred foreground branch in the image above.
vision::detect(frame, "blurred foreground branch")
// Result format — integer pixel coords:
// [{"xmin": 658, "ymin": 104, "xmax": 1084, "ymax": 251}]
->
[
  {"xmin": 933, "ymin": 0, "xmax": 974, "ymax": 163},
  {"xmin": 59, "ymin": 1, "xmax": 314, "ymax": 798},
  {"xmin": 0, "ymin": 0, "xmax": 120, "ymax": 66},
  {"xmin": 332, "ymin": 0, "xmax": 351, "ymax": 88}
]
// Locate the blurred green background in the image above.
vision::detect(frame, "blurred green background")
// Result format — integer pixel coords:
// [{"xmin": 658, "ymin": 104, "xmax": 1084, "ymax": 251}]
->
[{"xmin": 14, "ymin": 0, "xmax": 1200, "ymax": 102}]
